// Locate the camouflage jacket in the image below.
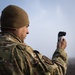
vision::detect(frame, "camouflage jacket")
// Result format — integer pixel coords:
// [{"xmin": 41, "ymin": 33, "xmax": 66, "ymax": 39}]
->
[{"xmin": 0, "ymin": 32, "xmax": 68, "ymax": 75}]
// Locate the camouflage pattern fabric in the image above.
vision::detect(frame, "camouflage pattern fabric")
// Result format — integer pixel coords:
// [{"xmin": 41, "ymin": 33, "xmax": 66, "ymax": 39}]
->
[{"xmin": 0, "ymin": 32, "xmax": 68, "ymax": 75}]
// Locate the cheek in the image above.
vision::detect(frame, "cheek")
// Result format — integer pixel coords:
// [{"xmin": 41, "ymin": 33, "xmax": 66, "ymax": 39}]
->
[{"xmin": 22, "ymin": 29, "xmax": 27, "ymax": 36}]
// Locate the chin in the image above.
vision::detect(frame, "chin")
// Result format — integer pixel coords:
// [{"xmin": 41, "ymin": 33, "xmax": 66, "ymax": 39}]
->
[
  {"xmin": 24, "ymin": 36, "xmax": 26, "ymax": 39},
  {"xmin": 24, "ymin": 37, "xmax": 26, "ymax": 39}
]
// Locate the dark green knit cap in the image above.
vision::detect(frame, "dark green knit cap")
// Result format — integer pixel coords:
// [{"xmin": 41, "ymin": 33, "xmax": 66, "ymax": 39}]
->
[{"xmin": 1, "ymin": 5, "xmax": 29, "ymax": 29}]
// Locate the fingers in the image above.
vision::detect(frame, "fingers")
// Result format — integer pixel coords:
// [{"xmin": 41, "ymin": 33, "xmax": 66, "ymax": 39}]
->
[{"xmin": 57, "ymin": 38, "xmax": 67, "ymax": 50}]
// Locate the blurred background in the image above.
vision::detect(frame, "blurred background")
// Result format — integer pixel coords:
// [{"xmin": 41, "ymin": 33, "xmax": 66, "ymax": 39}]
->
[{"xmin": 0, "ymin": 0, "xmax": 75, "ymax": 74}]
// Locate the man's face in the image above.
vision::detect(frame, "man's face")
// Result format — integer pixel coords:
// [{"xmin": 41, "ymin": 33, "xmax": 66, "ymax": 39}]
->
[{"xmin": 17, "ymin": 25, "xmax": 29, "ymax": 42}]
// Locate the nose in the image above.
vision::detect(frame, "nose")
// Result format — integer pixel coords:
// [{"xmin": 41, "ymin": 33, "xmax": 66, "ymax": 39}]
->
[
  {"xmin": 27, "ymin": 32, "xmax": 29, "ymax": 34},
  {"xmin": 27, "ymin": 29, "xmax": 29, "ymax": 34}
]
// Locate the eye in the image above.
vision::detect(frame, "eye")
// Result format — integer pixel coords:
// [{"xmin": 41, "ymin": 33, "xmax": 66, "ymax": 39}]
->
[{"xmin": 26, "ymin": 24, "xmax": 29, "ymax": 27}]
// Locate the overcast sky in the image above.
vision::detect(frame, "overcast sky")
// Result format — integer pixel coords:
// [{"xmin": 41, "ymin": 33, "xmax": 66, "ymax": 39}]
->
[{"xmin": 0, "ymin": 0, "xmax": 75, "ymax": 58}]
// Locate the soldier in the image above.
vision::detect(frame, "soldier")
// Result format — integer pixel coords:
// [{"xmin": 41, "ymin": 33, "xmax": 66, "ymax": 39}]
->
[{"xmin": 0, "ymin": 5, "xmax": 68, "ymax": 75}]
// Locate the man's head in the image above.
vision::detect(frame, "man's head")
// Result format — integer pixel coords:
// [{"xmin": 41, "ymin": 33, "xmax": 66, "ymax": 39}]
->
[
  {"xmin": 1, "ymin": 5, "xmax": 30, "ymax": 42},
  {"xmin": 1, "ymin": 5, "xmax": 29, "ymax": 29}
]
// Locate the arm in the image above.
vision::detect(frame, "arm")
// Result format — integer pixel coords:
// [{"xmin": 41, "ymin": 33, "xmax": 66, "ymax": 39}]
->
[
  {"xmin": 12, "ymin": 44, "xmax": 30, "ymax": 75},
  {"xmin": 51, "ymin": 38, "xmax": 68, "ymax": 75},
  {"xmin": 35, "ymin": 38, "xmax": 68, "ymax": 75}
]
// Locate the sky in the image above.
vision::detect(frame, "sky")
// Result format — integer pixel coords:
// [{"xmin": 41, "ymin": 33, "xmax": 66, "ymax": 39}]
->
[{"xmin": 0, "ymin": 0, "xmax": 75, "ymax": 58}]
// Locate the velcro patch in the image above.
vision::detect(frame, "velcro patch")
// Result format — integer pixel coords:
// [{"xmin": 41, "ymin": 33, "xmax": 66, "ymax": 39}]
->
[{"xmin": 42, "ymin": 56, "xmax": 52, "ymax": 65}]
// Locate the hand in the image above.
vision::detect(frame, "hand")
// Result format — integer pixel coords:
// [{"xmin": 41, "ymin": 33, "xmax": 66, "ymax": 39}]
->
[{"xmin": 57, "ymin": 38, "xmax": 67, "ymax": 50}]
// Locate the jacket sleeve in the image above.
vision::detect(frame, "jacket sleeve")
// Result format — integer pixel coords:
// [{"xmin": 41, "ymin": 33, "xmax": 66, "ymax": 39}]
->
[
  {"xmin": 33, "ymin": 48, "xmax": 68, "ymax": 75},
  {"xmin": 51, "ymin": 49, "xmax": 68, "ymax": 75},
  {"xmin": 12, "ymin": 44, "xmax": 30, "ymax": 75},
  {"xmin": 41, "ymin": 49, "xmax": 68, "ymax": 75}
]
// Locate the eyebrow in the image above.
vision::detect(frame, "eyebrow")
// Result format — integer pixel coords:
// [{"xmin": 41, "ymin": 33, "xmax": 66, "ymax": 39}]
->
[{"xmin": 26, "ymin": 24, "xmax": 29, "ymax": 27}]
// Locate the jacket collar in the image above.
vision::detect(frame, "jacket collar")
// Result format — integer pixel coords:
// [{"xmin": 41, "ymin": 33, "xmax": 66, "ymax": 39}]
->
[{"xmin": 0, "ymin": 32, "xmax": 23, "ymax": 43}]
